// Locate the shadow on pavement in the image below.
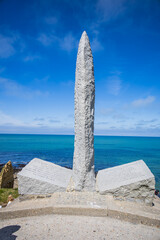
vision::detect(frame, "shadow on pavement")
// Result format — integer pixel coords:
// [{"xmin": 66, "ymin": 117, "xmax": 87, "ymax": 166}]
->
[{"xmin": 0, "ymin": 225, "xmax": 21, "ymax": 240}]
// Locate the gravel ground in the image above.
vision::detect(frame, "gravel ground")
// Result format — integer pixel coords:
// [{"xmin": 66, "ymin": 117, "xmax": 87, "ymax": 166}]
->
[{"xmin": 0, "ymin": 214, "xmax": 159, "ymax": 240}]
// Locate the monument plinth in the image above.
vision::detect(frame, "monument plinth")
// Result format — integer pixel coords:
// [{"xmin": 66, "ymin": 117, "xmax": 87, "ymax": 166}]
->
[{"xmin": 72, "ymin": 31, "xmax": 95, "ymax": 191}]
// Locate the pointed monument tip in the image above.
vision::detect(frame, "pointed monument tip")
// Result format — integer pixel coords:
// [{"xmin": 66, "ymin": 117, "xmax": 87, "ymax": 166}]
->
[
  {"xmin": 80, "ymin": 31, "xmax": 89, "ymax": 43},
  {"xmin": 82, "ymin": 31, "xmax": 87, "ymax": 35},
  {"xmin": 81, "ymin": 31, "xmax": 88, "ymax": 38}
]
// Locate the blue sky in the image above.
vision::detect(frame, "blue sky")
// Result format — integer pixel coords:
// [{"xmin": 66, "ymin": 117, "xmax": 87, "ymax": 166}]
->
[{"xmin": 0, "ymin": 0, "xmax": 160, "ymax": 136}]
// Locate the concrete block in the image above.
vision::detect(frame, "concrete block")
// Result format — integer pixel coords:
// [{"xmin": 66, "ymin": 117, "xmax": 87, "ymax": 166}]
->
[
  {"xmin": 18, "ymin": 158, "xmax": 72, "ymax": 195},
  {"xmin": 96, "ymin": 160, "xmax": 155, "ymax": 205}
]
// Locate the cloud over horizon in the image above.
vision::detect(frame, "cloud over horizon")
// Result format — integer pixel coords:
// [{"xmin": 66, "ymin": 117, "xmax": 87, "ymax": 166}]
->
[
  {"xmin": 0, "ymin": 77, "xmax": 49, "ymax": 99},
  {"xmin": 132, "ymin": 96, "xmax": 155, "ymax": 107}
]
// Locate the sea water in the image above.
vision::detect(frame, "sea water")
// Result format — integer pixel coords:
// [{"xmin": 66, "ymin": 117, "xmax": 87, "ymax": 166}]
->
[{"xmin": 0, "ymin": 134, "xmax": 160, "ymax": 189}]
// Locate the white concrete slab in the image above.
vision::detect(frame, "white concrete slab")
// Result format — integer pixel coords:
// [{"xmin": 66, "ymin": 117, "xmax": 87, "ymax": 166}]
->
[
  {"xmin": 96, "ymin": 160, "xmax": 155, "ymax": 205},
  {"xmin": 18, "ymin": 158, "xmax": 72, "ymax": 195}
]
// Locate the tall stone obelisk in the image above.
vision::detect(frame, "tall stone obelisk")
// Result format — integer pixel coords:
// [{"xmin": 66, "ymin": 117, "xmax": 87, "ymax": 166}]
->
[{"xmin": 72, "ymin": 31, "xmax": 95, "ymax": 191}]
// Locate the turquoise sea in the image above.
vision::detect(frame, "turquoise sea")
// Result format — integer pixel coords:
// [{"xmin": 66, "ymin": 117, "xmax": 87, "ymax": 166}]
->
[{"xmin": 0, "ymin": 134, "xmax": 160, "ymax": 189}]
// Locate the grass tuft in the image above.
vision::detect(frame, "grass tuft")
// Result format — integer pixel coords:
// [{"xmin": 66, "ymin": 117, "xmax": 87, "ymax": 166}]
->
[{"xmin": 0, "ymin": 188, "xmax": 19, "ymax": 205}]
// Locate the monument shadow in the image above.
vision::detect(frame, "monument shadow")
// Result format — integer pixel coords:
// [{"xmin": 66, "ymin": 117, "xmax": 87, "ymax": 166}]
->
[{"xmin": 0, "ymin": 225, "xmax": 21, "ymax": 240}]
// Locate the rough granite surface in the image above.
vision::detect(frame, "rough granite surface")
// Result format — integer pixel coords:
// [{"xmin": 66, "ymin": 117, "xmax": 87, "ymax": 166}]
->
[
  {"xmin": 0, "ymin": 160, "xmax": 14, "ymax": 188},
  {"xmin": 96, "ymin": 160, "xmax": 155, "ymax": 205},
  {"xmin": 72, "ymin": 31, "xmax": 95, "ymax": 191},
  {"xmin": 18, "ymin": 158, "xmax": 72, "ymax": 195}
]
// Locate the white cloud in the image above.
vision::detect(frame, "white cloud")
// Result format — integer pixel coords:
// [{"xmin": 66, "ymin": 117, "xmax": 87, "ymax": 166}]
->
[
  {"xmin": 34, "ymin": 117, "xmax": 45, "ymax": 121},
  {"xmin": 33, "ymin": 117, "xmax": 60, "ymax": 125},
  {"xmin": 91, "ymin": 37, "xmax": 103, "ymax": 52},
  {"xmin": 60, "ymin": 33, "xmax": 77, "ymax": 52},
  {"xmin": 99, "ymin": 108, "xmax": 114, "ymax": 115},
  {"xmin": 0, "ymin": 77, "xmax": 49, "ymax": 98},
  {"xmin": 0, "ymin": 77, "xmax": 21, "ymax": 96},
  {"xmin": 0, "ymin": 110, "xmax": 24, "ymax": 126},
  {"xmin": 0, "ymin": 109, "xmax": 63, "ymax": 131},
  {"xmin": 96, "ymin": 0, "xmax": 127, "ymax": 22},
  {"xmin": 0, "ymin": 124, "xmax": 74, "ymax": 135},
  {"xmin": 38, "ymin": 32, "xmax": 77, "ymax": 52},
  {"xmin": 135, "ymin": 119, "xmax": 158, "ymax": 128},
  {"xmin": 34, "ymin": 75, "xmax": 50, "ymax": 84},
  {"xmin": 0, "ymin": 34, "xmax": 16, "ymax": 58},
  {"xmin": 37, "ymin": 33, "xmax": 57, "ymax": 46},
  {"xmin": 61, "ymin": 80, "xmax": 74, "ymax": 87},
  {"xmin": 107, "ymin": 75, "xmax": 122, "ymax": 95},
  {"xmin": 132, "ymin": 96, "xmax": 155, "ymax": 107},
  {"xmin": 94, "ymin": 126, "xmax": 160, "ymax": 137},
  {"xmin": 24, "ymin": 55, "xmax": 41, "ymax": 62},
  {"xmin": 0, "ymin": 31, "xmax": 25, "ymax": 58}
]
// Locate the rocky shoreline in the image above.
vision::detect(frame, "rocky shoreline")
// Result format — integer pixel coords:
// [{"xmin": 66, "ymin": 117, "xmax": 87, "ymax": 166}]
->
[{"xmin": 0, "ymin": 163, "xmax": 26, "ymax": 173}]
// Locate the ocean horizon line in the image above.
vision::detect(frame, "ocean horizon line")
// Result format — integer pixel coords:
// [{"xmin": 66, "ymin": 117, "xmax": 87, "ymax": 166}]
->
[{"xmin": 0, "ymin": 133, "xmax": 160, "ymax": 138}]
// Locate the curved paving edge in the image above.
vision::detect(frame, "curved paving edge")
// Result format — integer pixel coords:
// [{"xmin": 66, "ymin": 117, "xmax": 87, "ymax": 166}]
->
[
  {"xmin": 1, "ymin": 192, "xmax": 160, "ymax": 228},
  {"xmin": 0, "ymin": 205, "xmax": 160, "ymax": 228}
]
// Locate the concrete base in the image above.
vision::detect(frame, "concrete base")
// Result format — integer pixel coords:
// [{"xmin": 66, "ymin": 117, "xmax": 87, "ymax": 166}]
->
[
  {"xmin": 18, "ymin": 158, "xmax": 72, "ymax": 195},
  {"xmin": 96, "ymin": 160, "xmax": 155, "ymax": 205},
  {"xmin": 0, "ymin": 192, "xmax": 160, "ymax": 228}
]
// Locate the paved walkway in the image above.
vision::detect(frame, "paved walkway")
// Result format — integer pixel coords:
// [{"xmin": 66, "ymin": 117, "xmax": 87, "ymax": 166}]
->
[
  {"xmin": 1, "ymin": 192, "xmax": 160, "ymax": 227},
  {"xmin": 0, "ymin": 214, "xmax": 160, "ymax": 240},
  {"xmin": 0, "ymin": 192, "xmax": 160, "ymax": 239}
]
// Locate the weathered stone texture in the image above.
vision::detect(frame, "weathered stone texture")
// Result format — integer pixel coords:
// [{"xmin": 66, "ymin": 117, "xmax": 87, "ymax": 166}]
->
[
  {"xmin": 96, "ymin": 160, "xmax": 155, "ymax": 205},
  {"xmin": 18, "ymin": 158, "xmax": 72, "ymax": 195},
  {"xmin": 72, "ymin": 31, "xmax": 95, "ymax": 191},
  {"xmin": 0, "ymin": 160, "xmax": 14, "ymax": 188}
]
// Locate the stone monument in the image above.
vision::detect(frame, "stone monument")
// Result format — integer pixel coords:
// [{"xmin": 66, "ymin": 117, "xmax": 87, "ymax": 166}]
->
[
  {"xmin": 17, "ymin": 31, "xmax": 155, "ymax": 205},
  {"xmin": 72, "ymin": 31, "xmax": 95, "ymax": 191}
]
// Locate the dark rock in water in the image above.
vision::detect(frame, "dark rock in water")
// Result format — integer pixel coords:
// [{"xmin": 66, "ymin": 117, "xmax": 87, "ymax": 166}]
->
[
  {"xmin": 13, "ymin": 164, "xmax": 27, "ymax": 174},
  {"xmin": 0, "ymin": 160, "xmax": 14, "ymax": 188},
  {"xmin": 17, "ymin": 163, "xmax": 26, "ymax": 168},
  {"xmin": 64, "ymin": 166, "xmax": 72, "ymax": 170}
]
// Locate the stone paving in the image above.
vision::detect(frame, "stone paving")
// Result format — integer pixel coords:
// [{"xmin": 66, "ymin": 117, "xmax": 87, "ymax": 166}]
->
[
  {"xmin": 0, "ymin": 214, "xmax": 160, "ymax": 240},
  {"xmin": 0, "ymin": 192, "xmax": 160, "ymax": 228}
]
